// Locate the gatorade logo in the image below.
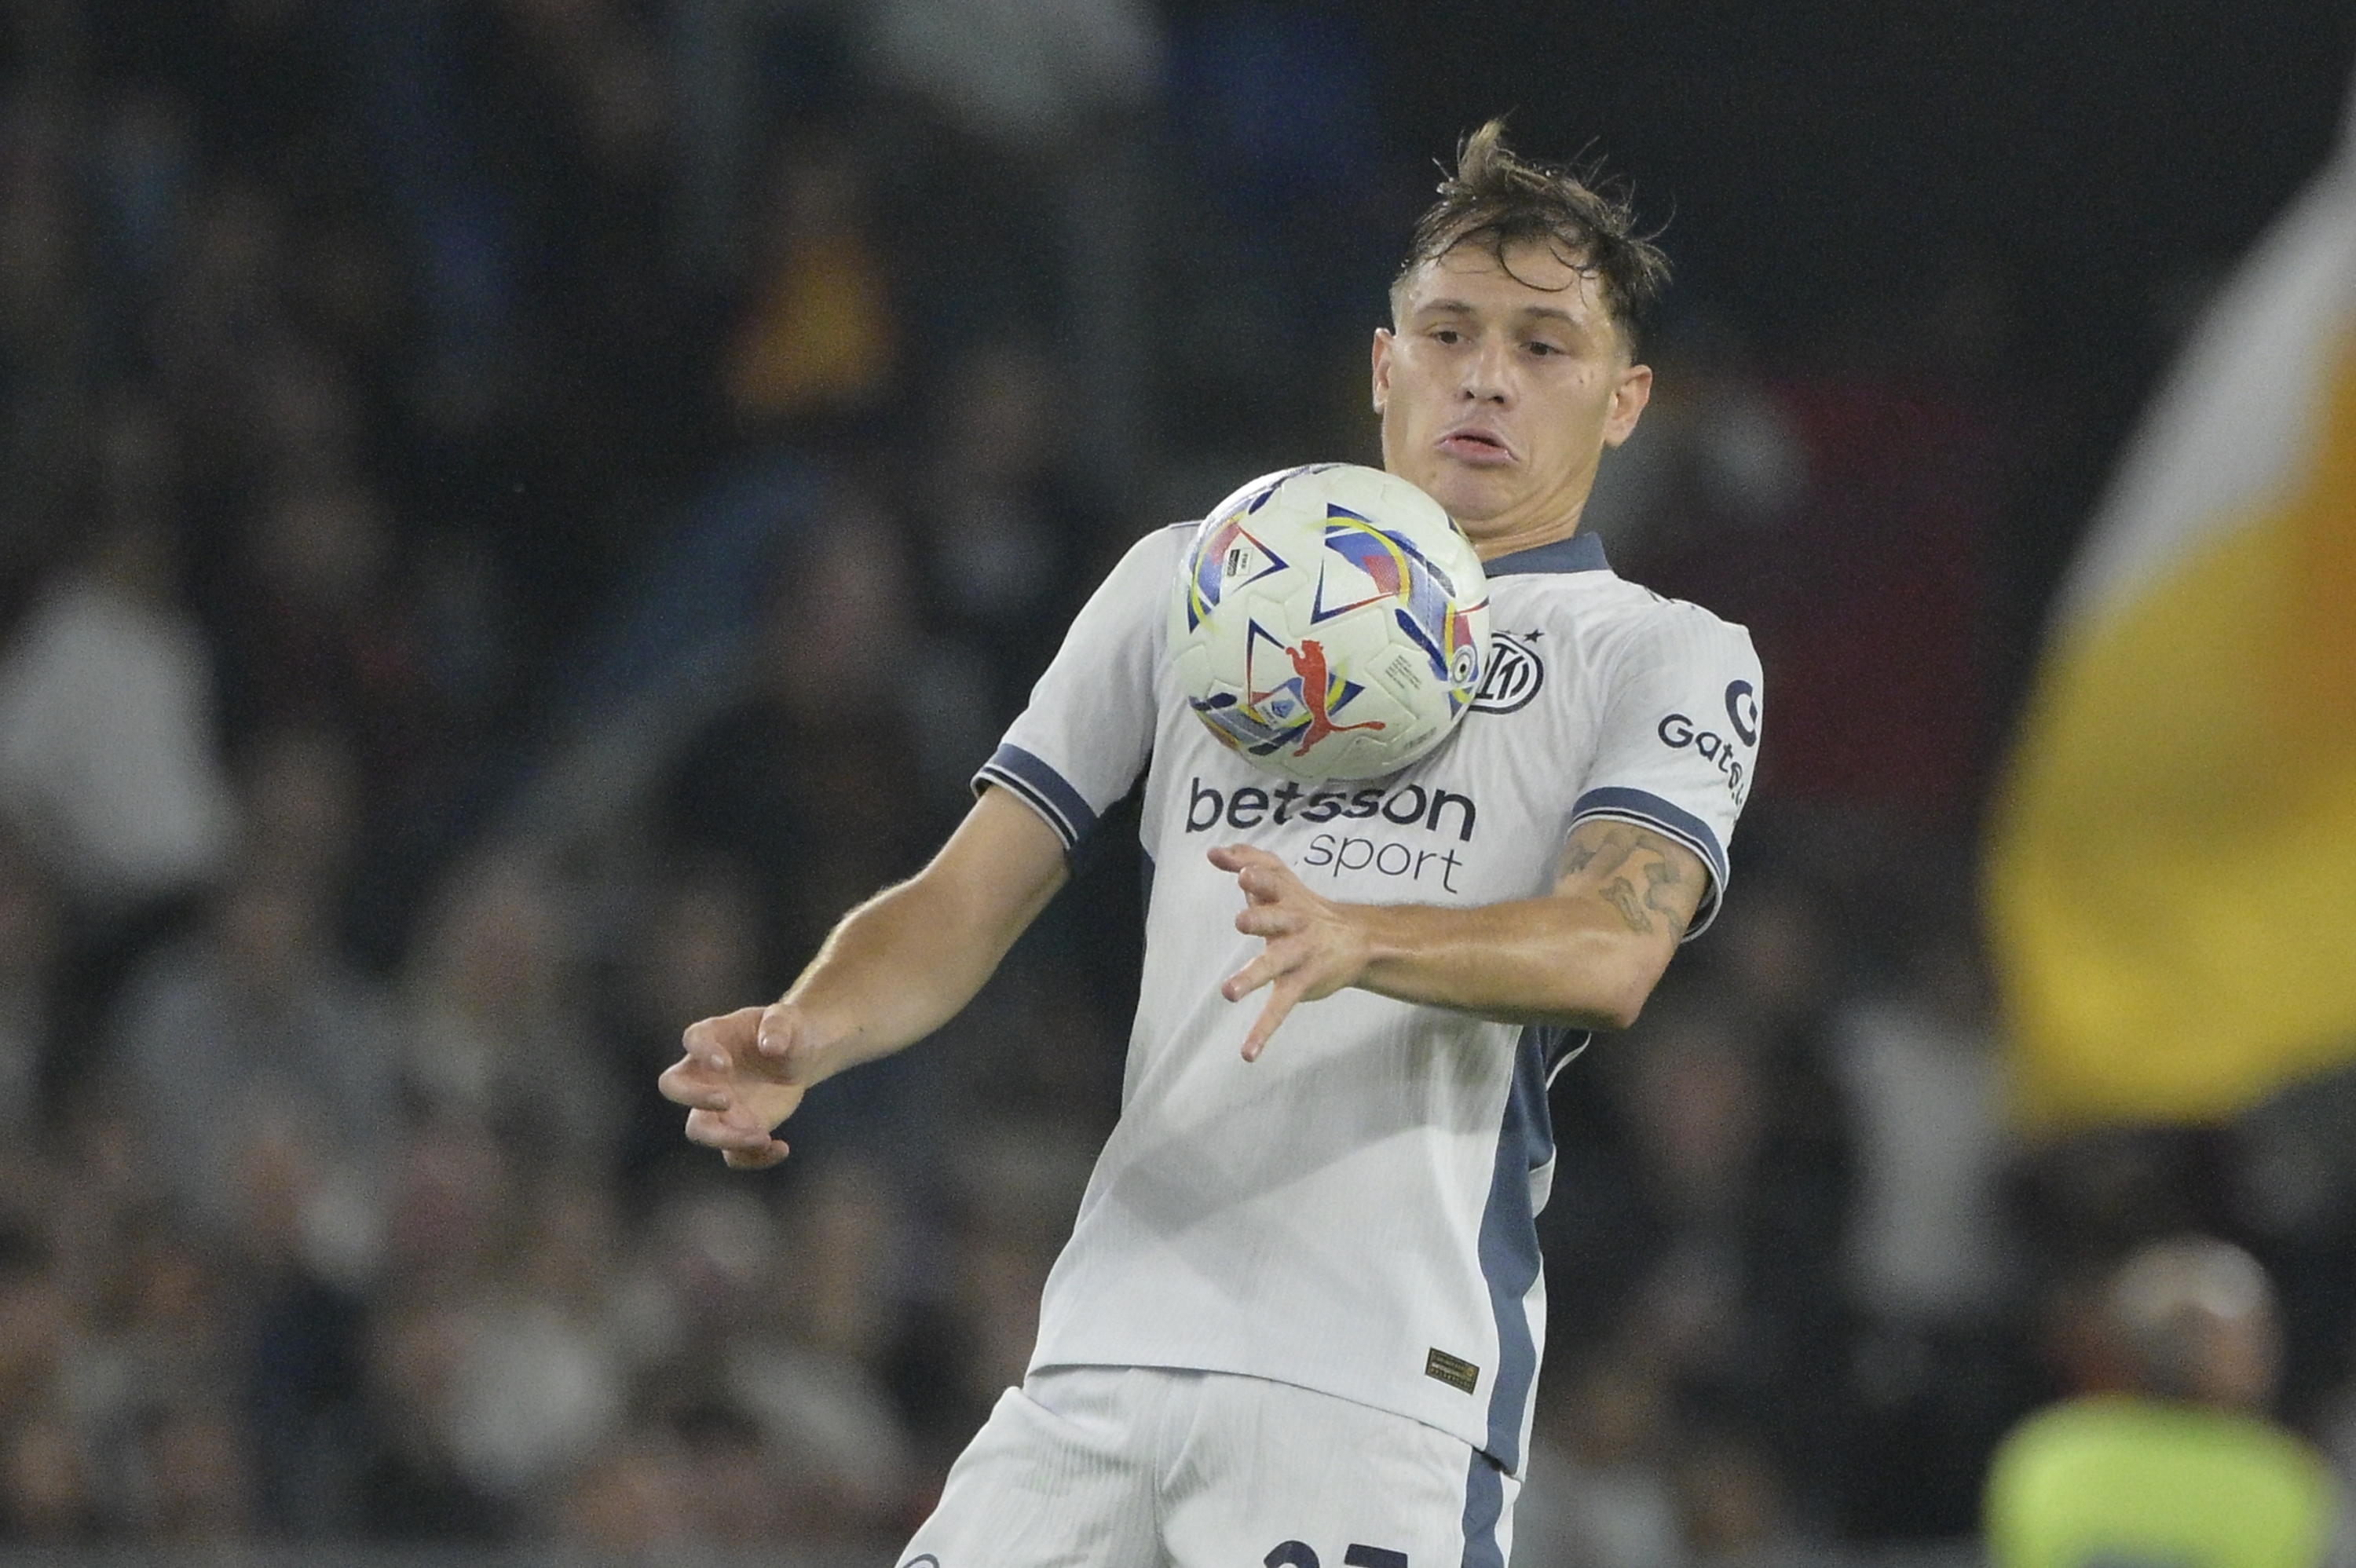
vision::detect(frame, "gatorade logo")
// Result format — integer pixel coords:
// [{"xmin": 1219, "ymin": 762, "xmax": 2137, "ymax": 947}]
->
[{"xmin": 1725, "ymin": 679, "xmax": 1760, "ymax": 745}]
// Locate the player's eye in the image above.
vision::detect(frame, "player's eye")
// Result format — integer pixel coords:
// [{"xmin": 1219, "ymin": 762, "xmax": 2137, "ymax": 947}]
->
[
  {"xmin": 1526, "ymin": 339, "xmax": 1563, "ymax": 356},
  {"xmin": 1429, "ymin": 327, "xmax": 1463, "ymax": 344}
]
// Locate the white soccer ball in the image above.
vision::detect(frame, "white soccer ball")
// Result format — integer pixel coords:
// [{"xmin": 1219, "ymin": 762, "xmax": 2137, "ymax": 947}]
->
[{"xmin": 1169, "ymin": 463, "xmax": 1491, "ymax": 783}]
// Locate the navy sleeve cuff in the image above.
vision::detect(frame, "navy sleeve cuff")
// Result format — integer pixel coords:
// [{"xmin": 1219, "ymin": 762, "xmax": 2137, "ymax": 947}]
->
[
  {"xmin": 1569, "ymin": 786, "xmax": 1729, "ymax": 940},
  {"xmin": 974, "ymin": 742, "xmax": 1099, "ymax": 853}
]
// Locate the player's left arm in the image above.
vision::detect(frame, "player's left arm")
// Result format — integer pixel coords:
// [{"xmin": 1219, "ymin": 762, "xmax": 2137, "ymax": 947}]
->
[{"xmin": 1213, "ymin": 813, "xmax": 1706, "ymax": 1059}]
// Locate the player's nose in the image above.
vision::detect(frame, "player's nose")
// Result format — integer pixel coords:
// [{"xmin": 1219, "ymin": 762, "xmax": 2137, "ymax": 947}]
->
[{"xmin": 1458, "ymin": 338, "xmax": 1514, "ymax": 404}]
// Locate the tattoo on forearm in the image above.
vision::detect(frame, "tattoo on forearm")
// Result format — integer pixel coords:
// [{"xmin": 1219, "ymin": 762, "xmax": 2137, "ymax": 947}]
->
[
  {"xmin": 1641, "ymin": 857, "xmax": 1691, "ymax": 937},
  {"xmin": 1568, "ymin": 821, "xmax": 1699, "ymax": 938},
  {"xmin": 1565, "ymin": 825, "xmax": 1637, "ymax": 879},
  {"xmin": 1601, "ymin": 876, "xmax": 1653, "ymax": 933}
]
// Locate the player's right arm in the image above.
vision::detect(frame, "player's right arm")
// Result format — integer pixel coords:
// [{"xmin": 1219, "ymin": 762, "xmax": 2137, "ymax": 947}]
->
[
  {"xmin": 658, "ymin": 784, "xmax": 1067, "ymax": 1168},
  {"xmin": 663, "ymin": 522, "xmax": 1173, "ymax": 1168}
]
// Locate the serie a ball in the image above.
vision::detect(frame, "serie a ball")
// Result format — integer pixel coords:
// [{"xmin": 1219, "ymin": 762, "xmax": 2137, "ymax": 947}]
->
[{"xmin": 1169, "ymin": 463, "xmax": 1491, "ymax": 783}]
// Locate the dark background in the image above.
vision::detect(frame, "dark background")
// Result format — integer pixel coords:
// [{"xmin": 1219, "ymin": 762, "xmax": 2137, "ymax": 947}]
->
[
  {"xmin": 1363, "ymin": 0, "xmax": 2356, "ymax": 704},
  {"xmin": 2, "ymin": 0, "xmax": 2354, "ymax": 1556}
]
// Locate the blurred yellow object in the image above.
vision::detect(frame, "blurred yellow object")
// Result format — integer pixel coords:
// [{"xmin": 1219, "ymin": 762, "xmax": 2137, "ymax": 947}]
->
[
  {"xmin": 1985, "ymin": 1396, "xmax": 2335, "ymax": 1568},
  {"xmin": 1986, "ymin": 148, "xmax": 2356, "ymax": 1131},
  {"xmin": 727, "ymin": 235, "xmax": 896, "ymax": 422}
]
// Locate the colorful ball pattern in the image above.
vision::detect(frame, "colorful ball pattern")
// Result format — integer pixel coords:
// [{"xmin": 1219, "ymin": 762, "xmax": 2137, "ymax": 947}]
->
[{"xmin": 1169, "ymin": 463, "xmax": 1491, "ymax": 783}]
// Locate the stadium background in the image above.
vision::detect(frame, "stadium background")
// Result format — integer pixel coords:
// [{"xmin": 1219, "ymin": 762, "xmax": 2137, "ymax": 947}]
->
[{"xmin": 1, "ymin": 0, "xmax": 2353, "ymax": 1559}]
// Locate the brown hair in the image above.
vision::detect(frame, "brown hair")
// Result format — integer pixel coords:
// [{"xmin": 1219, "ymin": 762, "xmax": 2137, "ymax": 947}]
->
[{"xmin": 1393, "ymin": 119, "xmax": 1670, "ymax": 359}]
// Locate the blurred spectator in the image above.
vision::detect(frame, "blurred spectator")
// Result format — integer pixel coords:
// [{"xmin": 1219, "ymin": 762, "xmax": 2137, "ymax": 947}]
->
[
  {"xmin": 910, "ymin": 341, "xmax": 1107, "ymax": 742},
  {"xmin": 0, "ymin": 88, "xmax": 90, "ymax": 540},
  {"xmin": 1582, "ymin": 321, "xmax": 1810, "ymax": 566},
  {"xmin": 1835, "ymin": 917, "xmax": 2038, "ymax": 1537},
  {"xmin": 661, "ymin": 495, "xmax": 932, "ymax": 975},
  {"xmin": 610, "ymin": 1189, "xmax": 812, "ymax": 1534},
  {"xmin": 354, "ymin": 1119, "xmax": 518, "ymax": 1541},
  {"xmin": 451, "ymin": 0, "xmax": 704, "ymax": 521},
  {"xmin": 236, "ymin": 723, "xmax": 363, "ymax": 914},
  {"xmin": 1985, "ymin": 1236, "xmax": 2340, "ymax": 1568},
  {"xmin": 403, "ymin": 852, "xmax": 619, "ymax": 1164},
  {"xmin": 0, "ymin": 828, "xmax": 59, "ymax": 1135},
  {"xmin": 613, "ymin": 1164, "xmax": 920, "ymax": 1537},
  {"xmin": 1837, "ymin": 925, "xmax": 2016, "ymax": 1325},
  {"xmin": 727, "ymin": 136, "xmax": 898, "ymax": 430},
  {"xmin": 0, "ymin": 511, "xmax": 237, "ymax": 920},
  {"xmin": 436, "ymin": 1182, "xmax": 629, "ymax": 1522},
  {"xmin": 28, "ymin": 1190, "xmax": 255, "ymax": 1541},
  {"xmin": 1554, "ymin": 981, "xmax": 1846, "ymax": 1466},
  {"xmin": 1675, "ymin": 1424, "xmax": 1799, "ymax": 1563},
  {"xmin": 214, "ymin": 473, "xmax": 441, "ymax": 809},
  {"xmin": 723, "ymin": 1160, "xmax": 916, "ymax": 1535},
  {"xmin": 2233, "ymin": 1067, "xmax": 2356, "ymax": 1427},
  {"xmin": 1513, "ymin": 1351, "xmax": 1683, "ymax": 1568},
  {"xmin": 357, "ymin": 1299, "xmax": 514, "ymax": 1541},
  {"xmin": 243, "ymin": 338, "xmax": 366, "ymax": 491},
  {"xmin": 108, "ymin": 858, "xmax": 401, "ymax": 1236},
  {"xmin": 2, "ymin": 1410, "xmax": 93, "ymax": 1541},
  {"xmin": 858, "ymin": 0, "xmax": 1162, "ymax": 152},
  {"xmin": 0, "ymin": 1219, "xmax": 86, "ymax": 1542},
  {"xmin": 609, "ymin": 853, "xmax": 771, "ymax": 1201},
  {"xmin": 148, "ymin": 179, "xmax": 299, "ymax": 487},
  {"xmin": 902, "ymin": 1124, "xmax": 1088, "ymax": 1463},
  {"xmin": 558, "ymin": 1431, "xmax": 693, "ymax": 1553},
  {"xmin": 231, "ymin": 1106, "xmax": 376, "ymax": 1536},
  {"xmin": 137, "ymin": 1405, "xmax": 253, "ymax": 1543}
]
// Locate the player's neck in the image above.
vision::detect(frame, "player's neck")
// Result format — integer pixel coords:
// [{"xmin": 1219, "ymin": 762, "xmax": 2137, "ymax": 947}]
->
[{"xmin": 1467, "ymin": 500, "xmax": 1588, "ymax": 562}]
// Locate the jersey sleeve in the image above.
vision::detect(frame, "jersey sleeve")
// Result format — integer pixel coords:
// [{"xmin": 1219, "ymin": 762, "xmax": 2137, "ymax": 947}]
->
[
  {"xmin": 971, "ymin": 524, "xmax": 1180, "ymax": 853},
  {"xmin": 1568, "ymin": 601, "xmax": 1763, "ymax": 939}
]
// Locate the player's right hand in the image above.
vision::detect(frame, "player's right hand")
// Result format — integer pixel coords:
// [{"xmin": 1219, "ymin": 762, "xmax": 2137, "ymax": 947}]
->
[{"xmin": 658, "ymin": 1003, "xmax": 825, "ymax": 1170}]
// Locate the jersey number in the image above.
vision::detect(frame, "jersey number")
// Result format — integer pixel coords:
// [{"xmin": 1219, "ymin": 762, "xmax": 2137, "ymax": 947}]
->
[{"xmin": 1265, "ymin": 1544, "xmax": 1409, "ymax": 1568}]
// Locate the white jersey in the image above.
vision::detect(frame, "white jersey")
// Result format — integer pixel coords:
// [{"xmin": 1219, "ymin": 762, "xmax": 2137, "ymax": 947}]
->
[{"xmin": 973, "ymin": 524, "xmax": 1762, "ymax": 1475}]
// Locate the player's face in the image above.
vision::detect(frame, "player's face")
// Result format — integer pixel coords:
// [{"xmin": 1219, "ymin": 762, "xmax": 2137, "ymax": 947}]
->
[{"xmin": 1373, "ymin": 241, "xmax": 1652, "ymax": 557}]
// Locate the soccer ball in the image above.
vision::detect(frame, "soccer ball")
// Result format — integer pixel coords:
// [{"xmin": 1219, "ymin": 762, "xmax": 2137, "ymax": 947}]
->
[{"xmin": 1169, "ymin": 463, "xmax": 1491, "ymax": 783}]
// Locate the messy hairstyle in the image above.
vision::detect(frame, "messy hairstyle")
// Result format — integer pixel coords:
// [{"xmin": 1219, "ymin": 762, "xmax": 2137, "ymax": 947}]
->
[{"xmin": 1393, "ymin": 119, "xmax": 1670, "ymax": 359}]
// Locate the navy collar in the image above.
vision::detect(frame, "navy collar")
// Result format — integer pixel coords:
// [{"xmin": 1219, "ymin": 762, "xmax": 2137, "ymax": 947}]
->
[{"xmin": 1481, "ymin": 532, "xmax": 1610, "ymax": 578}]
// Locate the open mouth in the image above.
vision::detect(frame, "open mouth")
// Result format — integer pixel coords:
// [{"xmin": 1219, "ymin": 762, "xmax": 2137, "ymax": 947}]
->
[{"xmin": 1438, "ymin": 428, "xmax": 1513, "ymax": 464}]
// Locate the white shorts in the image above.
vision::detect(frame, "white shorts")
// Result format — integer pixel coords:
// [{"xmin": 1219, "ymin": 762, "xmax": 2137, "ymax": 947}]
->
[{"xmin": 897, "ymin": 1365, "xmax": 1518, "ymax": 1568}]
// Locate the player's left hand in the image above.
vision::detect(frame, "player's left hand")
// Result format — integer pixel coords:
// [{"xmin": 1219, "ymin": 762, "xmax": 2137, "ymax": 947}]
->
[{"xmin": 1209, "ymin": 843, "xmax": 1370, "ymax": 1062}]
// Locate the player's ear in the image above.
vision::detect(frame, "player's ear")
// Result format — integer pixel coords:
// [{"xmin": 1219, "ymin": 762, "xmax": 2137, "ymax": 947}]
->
[
  {"xmin": 1371, "ymin": 327, "xmax": 1395, "ymax": 414},
  {"xmin": 1603, "ymin": 361, "xmax": 1652, "ymax": 448}
]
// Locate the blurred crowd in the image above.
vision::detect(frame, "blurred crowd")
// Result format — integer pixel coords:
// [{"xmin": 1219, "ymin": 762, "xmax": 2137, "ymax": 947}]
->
[{"xmin": 5, "ymin": 1, "xmax": 2356, "ymax": 1562}]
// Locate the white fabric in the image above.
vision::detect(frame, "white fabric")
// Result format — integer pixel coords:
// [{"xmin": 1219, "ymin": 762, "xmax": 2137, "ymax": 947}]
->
[
  {"xmin": 0, "ymin": 578, "xmax": 237, "ymax": 907},
  {"xmin": 1835, "ymin": 999, "xmax": 2018, "ymax": 1323},
  {"xmin": 862, "ymin": 0, "xmax": 1162, "ymax": 147},
  {"xmin": 974, "ymin": 524, "xmax": 1762, "ymax": 1470},
  {"xmin": 902, "ymin": 1365, "xmax": 1513, "ymax": 1568}
]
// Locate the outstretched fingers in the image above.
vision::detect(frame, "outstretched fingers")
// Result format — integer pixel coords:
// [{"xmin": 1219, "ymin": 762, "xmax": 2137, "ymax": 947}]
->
[
  {"xmin": 1222, "ymin": 941, "xmax": 1308, "ymax": 1059},
  {"xmin": 682, "ymin": 1006, "xmax": 763, "ymax": 1069},
  {"xmin": 1240, "ymin": 978, "xmax": 1307, "ymax": 1062},
  {"xmin": 665, "ymin": 1003, "xmax": 803, "ymax": 1170},
  {"xmin": 1207, "ymin": 842, "xmax": 1285, "ymax": 879},
  {"xmin": 686, "ymin": 1106, "xmax": 789, "ymax": 1160},
  {"xmin": 657, "ymin": 1060, "xmax": 730, "ymax": 1112},
  {"xmin": 1221, "ymin": 947, "xmax": 1279, "ymax": 1003},
  {"xmin": 1235, "ymin": 899, "xmax": 1301, "ymax": 939},
  {"xmin": 1213, "ymin": 841, "xmax": 1327, "ymax": 1061}
]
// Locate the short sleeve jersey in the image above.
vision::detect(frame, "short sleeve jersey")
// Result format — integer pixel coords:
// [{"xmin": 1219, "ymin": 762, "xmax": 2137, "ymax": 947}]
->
[{"xmin": 974, "ymin": 524, "xmax": 1763, "ymax": 1475}]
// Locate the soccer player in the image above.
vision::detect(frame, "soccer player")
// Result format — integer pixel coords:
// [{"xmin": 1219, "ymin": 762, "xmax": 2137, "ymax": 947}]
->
[{"xmin": 660, "ymin": 120, "xmax": 1763, "ymax": 1565}]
